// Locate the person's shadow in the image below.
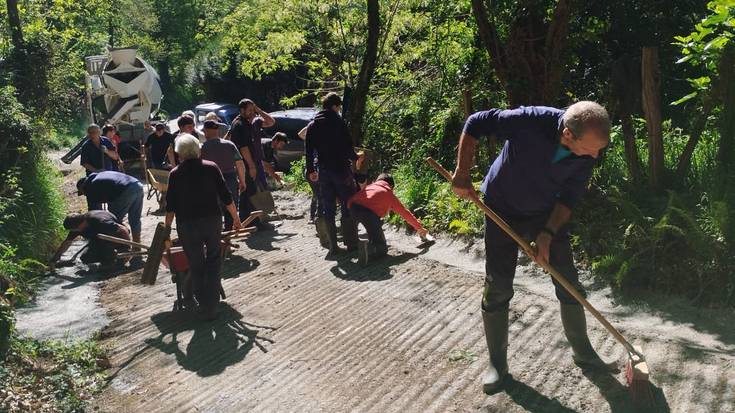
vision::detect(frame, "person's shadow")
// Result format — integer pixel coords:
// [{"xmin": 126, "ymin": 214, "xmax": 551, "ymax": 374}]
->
[
  {"xmin": 244, "ymin": 231, "xmax": 297, "ymax": 252},
  {"xmin": 583, "ymin": 370, "xmax": 671, "ymax": 413},
  {"xmin": 496, "ymin": 375, "xmax": 580, "ymax": 413},
  {"xmin": 487, "ymin": 372, "xmax": 671, "ymax": 413},
  {"xmin": 329, "ymin": 244, "xmax": 432, "ymax": 282},
  {"xmin": 143, "ymin": 303, "xmax": 276, "ymax": 377},
  {"xmin": 221, "ymin": 255, "xmax": 260, "ymax": 279}
]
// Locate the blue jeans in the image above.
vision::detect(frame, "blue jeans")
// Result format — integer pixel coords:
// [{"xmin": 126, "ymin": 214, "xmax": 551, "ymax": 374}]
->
[
  {"xmin": 318, "ymin": 167, "xmax": 356, "ymax": 223},
  {"xmin": 482, "ymin": 204, "xmax": 583, "ymax": 312},
  {"xmin": 108, "ymin": 182, "xmax": 144, "ymax": 235}
]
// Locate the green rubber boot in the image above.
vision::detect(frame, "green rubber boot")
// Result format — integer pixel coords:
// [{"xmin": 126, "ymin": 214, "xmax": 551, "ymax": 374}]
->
[
  {"xmin": 315, "ymin": 218, "xmax": 330, "ymax": 249},
  {"xmin": 325, "ymin": 219, "xmax": 343, "ymax": 255},
  {"xmin": 482, "ymin": 309, "xmax": 509, "ymax": 394},
  {"xmin": 560, "ymin": 303, "xmax": 618, "ymax": 372},
  {"xmin": 340, "ymin": 216, "xmax": 359, "ymax": 251}
]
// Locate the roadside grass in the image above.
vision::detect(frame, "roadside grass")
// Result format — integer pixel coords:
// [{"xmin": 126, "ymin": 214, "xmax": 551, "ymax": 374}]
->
[
  {"xmin": 1, "ymin": 88, "xmax": 108, "ymax": 412},
  {"xmin": 0, "ymin": 336, "xmax": 107, "ymax": 413}
]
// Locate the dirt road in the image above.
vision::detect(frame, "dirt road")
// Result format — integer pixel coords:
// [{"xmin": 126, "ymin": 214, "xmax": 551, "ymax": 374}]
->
[{"xmin": 84, "ymin": 190, "xmax": 734, "ymax": 413}]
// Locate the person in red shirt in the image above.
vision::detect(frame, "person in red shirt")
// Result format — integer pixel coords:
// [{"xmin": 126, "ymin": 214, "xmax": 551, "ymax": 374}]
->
[{"xmin": 347, "ymin": 173, "xmax": 428, "ymax": 260}]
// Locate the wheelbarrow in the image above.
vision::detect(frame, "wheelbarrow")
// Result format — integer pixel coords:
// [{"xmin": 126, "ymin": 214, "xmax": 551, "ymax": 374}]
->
[
  {"xmin": 162, "ymin": 226, "xmax": 257, "ymax": 311},
  {"xmin": 97, "ymin": 211, "xmax": 266, "ymax": 286}
]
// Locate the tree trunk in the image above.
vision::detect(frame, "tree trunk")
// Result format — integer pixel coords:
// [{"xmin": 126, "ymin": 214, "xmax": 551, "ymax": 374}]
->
[
  {"xmin": 641, "ymin": 47, "xmax": 665, "ymax": 188},
  {"xmin": 158, "ymin": 59, "xmax": 171, "ymax": 94},
  {"xmin": 6, "ymin": 0, "xmax": 24, "ymax": 49},
  {"xmin": 611, "ymin": 54, "xmax": 643, "ymax": 182},
  {"xmin": 470, "ymin": 0, "xmax": 570, "ymax": 106},
  {"xmin": 675, "ymin": 98, "xmax": 713, "ymax": 178},
  {"xmin": 621, "ymin": 114, "xmax": 643, "ymax": 182},
  {"xmin": 717, "ymin": 43, "xmax": 735, "ymax": 171},
  {"xmin": 347, "ymin": 0, "xmax": 380, "ymax": 147}
]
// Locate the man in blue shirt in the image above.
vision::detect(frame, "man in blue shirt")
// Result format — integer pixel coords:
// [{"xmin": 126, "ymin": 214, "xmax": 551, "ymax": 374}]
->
[
  {"xmin": 80, "ymin": 124, "xmax": 120, "ymax": 175},
  {"xmin": 77, "ymin": 171, "xmax": 144, "ymax": 250},
  {"xmin": 451, "ymin": 102, "xmax": 613, "ymax": 394}
]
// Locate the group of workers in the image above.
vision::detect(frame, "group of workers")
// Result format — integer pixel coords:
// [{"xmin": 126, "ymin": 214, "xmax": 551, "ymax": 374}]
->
[{"xmin": 51, "ymin": 91, "xmax": 618, "ymax": 394}]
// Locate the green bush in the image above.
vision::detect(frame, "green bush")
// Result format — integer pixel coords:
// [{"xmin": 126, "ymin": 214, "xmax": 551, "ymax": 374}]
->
[
  {"xmin": 282, "ymin": 157, "xmax": 311, "ymax": 193},
  {"xmin": 0, "ymin": 245, "xmax": 45, "ymax": 360},
  {"xmin": 389, "ymin": 162, "xmax": 483, "ymax": 237},
  {"xmin": 0, "ymin": 87, "xmax": 66, "ymax": 260},
  {"xmin": 576, "ymin": 122, "xmax": 735, "ymax": 306},
  {"xmin": 0, "ymin": 87, "xmax": 66, "ymax": 360}
]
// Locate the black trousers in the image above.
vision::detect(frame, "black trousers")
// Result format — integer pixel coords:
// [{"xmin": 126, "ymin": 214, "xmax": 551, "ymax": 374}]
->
[
  {"xmin": 482, "ymin": 206, "xmax": 584, "ymax": 312},
  {"xmin": 238, "ymin": 174, "xmax": 261, "ymax": 226},
  {"xmin": 176, "ymin": 215, "xmax": 223, "ymax": 311},
  {"xmin": 350, "ymin": 204, "xmax": 387, "ymax": 254},
  {"xmin": 318, "ymin": 167, "xmax": 356, "ymax": 223},
  {"xmin": 305, "ymin": 169, "xmax": 321, "ymax": 220},
  {"xmin": 222, "ymin": 172, "xmax": 239, "ymax": 231},
  {"xmin": 81, "ymin": 238, "xmax": 117, "ymax": 265}
]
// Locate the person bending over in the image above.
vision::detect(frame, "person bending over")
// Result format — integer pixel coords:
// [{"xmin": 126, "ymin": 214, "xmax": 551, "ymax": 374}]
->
[
  {"xmin": 49, "ymin": 211, "xmax": 130, "ymax": 270},
  {"xmin": 348, "ymin": 173, "xmax": 428, "ymax": 262}
]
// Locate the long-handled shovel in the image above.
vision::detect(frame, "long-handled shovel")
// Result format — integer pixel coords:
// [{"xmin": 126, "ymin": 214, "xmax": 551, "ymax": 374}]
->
[{"xmin": 426, "ymin": 157, "xmax": 653, "ymax": 404}]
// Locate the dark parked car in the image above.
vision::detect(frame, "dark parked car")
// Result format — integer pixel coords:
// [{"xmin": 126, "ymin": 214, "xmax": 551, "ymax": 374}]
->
[
  {"xmin": 170, "ymin": 104, "xmax": 318, "ymax": 171},
  {"xmin": 194, "ymin": 102, "xmax": 240, "ymax": 126},
  {"xmin": 264, "ymin": 107, "xmax": 318, "ymax": 171}
]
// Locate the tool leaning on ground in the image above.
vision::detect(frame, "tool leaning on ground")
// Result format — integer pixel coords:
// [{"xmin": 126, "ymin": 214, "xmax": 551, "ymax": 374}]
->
[
  {"xmin": 97, "ymin": 211, "xmax": 266, "ymax": 285},
  {"xmin": 426, "ymin": 157, "xmax": 653, "ymax": 404}
]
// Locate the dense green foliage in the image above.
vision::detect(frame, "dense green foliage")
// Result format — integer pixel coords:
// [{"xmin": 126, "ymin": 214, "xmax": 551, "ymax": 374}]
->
[
  {"xmin": 277, "ymin": 0, "xmax": 734, "ymax": 307},
  {"xmin": 0, "ymin": 85, "xmax": 66, "ymax": 361},
  {"xmin": 2, "ymin": 0, "xmax": 734, "ymax": 321}
]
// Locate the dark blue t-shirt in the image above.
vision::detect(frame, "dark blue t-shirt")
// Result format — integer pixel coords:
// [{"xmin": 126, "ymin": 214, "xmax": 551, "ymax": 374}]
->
[
  {"xmin": 82, "ymin": 171, "xmax": 139, "ymax": 206},
  {"xmin": 462, "ymin": 106, "xmax": 596, "ymax": 216},
  {"xmin": 80, "ymin": 137, "xmax": 118, "ymax": 175}
]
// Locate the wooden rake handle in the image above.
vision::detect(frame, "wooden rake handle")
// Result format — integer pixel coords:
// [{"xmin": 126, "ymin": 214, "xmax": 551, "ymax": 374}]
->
[
  {"xmin": 97, "ymin": 234, "xmax": 150, "ymax": 250},
  {"xmin": 426, "ymin": 157, "xmax": 640, "ymax": 357}
]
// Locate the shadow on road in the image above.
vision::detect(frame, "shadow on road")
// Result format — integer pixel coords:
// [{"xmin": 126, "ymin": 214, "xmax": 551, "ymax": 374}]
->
[
  {"xmin": 105, "ymin": 303, "xmax": 276, "ymax": 382},
  {"xmin": 329, "ymin": 245, "xmax": 432, "ymax": 282},
  {"xmin": 245, "ymin": 231, "xmax": 298, "ymax": 252},
  {"xmin": 496, "ymin": 375, "xmax": 580, "ymax": 413},
  {"xmin": 145, "ymin": 303, "xmax": 276, "ymax": 377},
  {"xmin": 583, "ymin": 370, "xmax": 670, "ymax": 413},
  {"xmin": 222, "ymin": 255, "xmax": 260, "ymax": 279},
  {"xmin": 599, "ymin": 290, "xmax": 735, "ymax": 352}
]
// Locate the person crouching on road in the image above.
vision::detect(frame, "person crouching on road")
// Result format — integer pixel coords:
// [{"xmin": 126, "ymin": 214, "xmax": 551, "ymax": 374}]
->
[
  {"xmin": 164, "ymin": 134, "xmax": 242, "ymax": 321},
  {"xmin": 348, "ymin": 173, "xmax": 428, "ymax": 262},
  {"xmin": 76, "ymin": 171, "xmax": 144, "ymax": 250},
  {"xmin": 49, "ymin": 211, "xmax": 131, "ymax": 270}
]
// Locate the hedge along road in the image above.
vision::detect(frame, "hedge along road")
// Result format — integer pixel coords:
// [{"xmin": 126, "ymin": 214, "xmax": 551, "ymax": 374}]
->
[{"xmin": 67, "ymin": 185, "xmax": 732, "ymax": 413}]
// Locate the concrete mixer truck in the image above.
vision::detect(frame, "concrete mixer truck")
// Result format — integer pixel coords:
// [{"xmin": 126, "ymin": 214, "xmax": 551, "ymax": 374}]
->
[{"xmin": 62, "ymin": 47, "xmax": 163, "ymax": 164}]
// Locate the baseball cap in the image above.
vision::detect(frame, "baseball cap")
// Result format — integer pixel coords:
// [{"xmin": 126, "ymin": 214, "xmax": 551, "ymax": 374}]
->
[{"xmin": 203, "ymin": 120, "xmax": 223, "ymax": 130}]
